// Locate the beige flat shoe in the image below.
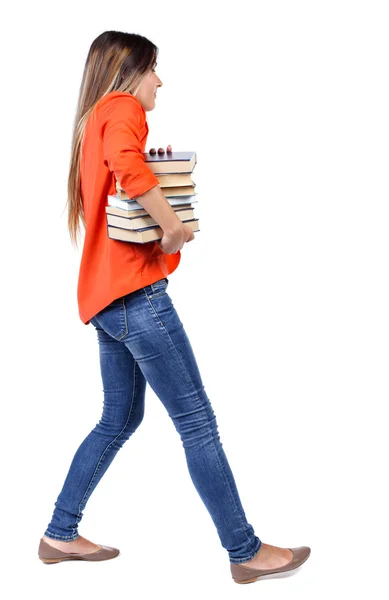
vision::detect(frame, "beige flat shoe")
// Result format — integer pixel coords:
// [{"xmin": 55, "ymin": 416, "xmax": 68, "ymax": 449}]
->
[
  {"xmin": 38, "ymin": 537, "xmax": 120, "ymax": 564},
  {"xmin": 230, "ymin": 545, "xmax": 311, "ymax": 584}
]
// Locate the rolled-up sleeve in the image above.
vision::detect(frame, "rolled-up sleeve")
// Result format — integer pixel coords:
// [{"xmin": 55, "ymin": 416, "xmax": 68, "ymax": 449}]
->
[{"xmin": 98, "ymin": 95, "xmax": 159, "ymax": 199}]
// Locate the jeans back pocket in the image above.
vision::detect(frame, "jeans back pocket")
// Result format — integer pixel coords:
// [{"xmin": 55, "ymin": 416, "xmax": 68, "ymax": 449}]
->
[{"xmin": 92, "ymin": 297, "xmax": 128, "ymax": 341}]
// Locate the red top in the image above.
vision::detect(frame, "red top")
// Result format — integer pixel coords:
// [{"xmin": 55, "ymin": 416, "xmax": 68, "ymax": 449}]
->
[{"xmin": 77, "ymin": 91, "xmax": 181, "ymax": 324}]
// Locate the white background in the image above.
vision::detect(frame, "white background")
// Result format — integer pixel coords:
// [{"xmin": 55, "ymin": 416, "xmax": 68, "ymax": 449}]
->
[{"xmin": 1, "ymin": 0, "xmax": 388, "ymax": 598}]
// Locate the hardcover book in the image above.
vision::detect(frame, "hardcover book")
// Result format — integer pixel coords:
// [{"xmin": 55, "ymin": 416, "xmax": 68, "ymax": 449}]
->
[
  {"xmin": 108, "ymin": 218, "xmax": 200, "ymax": 243},
  {"xmin": 107, "ymin": 194, "xmax": 197, "ymax": 211},
  {"xmin": 142, "ymin": 150, "xmax": 196, "ymax": 174},
  {"xmin": 106, "ymin": 207, "xmax": 195, "ymax": 230}
]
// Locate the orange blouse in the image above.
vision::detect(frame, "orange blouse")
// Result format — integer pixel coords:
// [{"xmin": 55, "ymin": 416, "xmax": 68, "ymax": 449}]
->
[{"xmin": 78, "ymin": 91, "xmax": 181, "ymax": 324}]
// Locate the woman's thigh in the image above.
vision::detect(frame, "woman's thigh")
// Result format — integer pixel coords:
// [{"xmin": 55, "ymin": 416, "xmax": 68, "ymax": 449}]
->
[
  {"xmin": 89, "ymin": 317, "xmax": 147, "ymax": 433},
  {"xmin": 91, "ymin": 279, "xmax": 207, "ymax": 421}
]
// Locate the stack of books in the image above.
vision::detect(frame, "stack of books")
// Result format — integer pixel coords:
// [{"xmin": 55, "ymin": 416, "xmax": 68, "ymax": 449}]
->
[{"xmin": 106, "ymin": 150, "xmax": 200, "ymax": 243}]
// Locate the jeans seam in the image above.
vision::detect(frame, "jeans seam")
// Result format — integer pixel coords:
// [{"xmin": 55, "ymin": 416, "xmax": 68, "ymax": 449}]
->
[
  {"xmin": 73, "ymin": 359, "xmax": 139, "ymax": 534},
  {"xmin": 144, "ymin": 297, "xmax": 255, "ymax": 557},
  {"xmin": 117, "ymin": 297, "xmax": 129, "ymax": 340},
  {"xmin": 143, "ymin": 289, "xmax": 165, "ymax": 326}
]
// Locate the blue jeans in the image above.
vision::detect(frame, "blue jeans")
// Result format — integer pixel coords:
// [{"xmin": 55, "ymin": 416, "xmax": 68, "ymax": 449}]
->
[{"xmin": 44, "ymin": 278, "xmax": 262, "ymax": 563}]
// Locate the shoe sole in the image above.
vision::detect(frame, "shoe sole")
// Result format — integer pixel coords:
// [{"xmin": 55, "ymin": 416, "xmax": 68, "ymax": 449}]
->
[{"xmin": 40, "ymin": 553, "xmax": 119, "ymax": 564}]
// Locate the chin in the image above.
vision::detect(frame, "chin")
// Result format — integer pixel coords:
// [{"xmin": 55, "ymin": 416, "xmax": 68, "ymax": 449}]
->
[{"xmin": 145, "ymin": 100, "xmax": 156, "ymax": 112}]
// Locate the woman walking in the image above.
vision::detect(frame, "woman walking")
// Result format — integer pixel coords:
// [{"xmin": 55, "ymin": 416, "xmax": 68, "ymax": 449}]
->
[{"xmin": 38, "ymin": 30, "xmax": 311, "ymax": 584}]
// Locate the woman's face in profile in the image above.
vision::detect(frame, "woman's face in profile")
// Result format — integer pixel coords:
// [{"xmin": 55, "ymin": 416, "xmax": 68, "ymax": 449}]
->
[{"xmin": 134, "ymin": 65, "xmax": 163, "ymax": 112}]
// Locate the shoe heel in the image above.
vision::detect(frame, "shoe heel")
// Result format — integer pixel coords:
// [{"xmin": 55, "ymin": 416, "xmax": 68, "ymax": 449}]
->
[
  {"xmin": 39, "ymin": 557, "xmax": 62, "ymax": 564},
  {"xmin": 233, "ymin": 576, "xmax": 259, "ymax": 584}
]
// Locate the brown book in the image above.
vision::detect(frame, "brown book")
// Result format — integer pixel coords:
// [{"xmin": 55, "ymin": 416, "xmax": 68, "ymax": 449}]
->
[
  {"xmin": 108, "ymin": 218, "xmax": 200, "ymax": 244},
  {"xmin": 116, "ymin": 178, "xmax": 196, "ymax": 200},
  {"xmin": 106, "ymin": 208, "xmax": 195, "ymax": 230},
  {"xmin": 160, "ymin": 185, "xmax": 196, "ymax": 197},
  {"xmin": 115, "ymin": 173, "xmax": 196, "ymax": 200},
  {"xmin": 155, "ymin": 173, "xmax": 195, "ymax": 188}
]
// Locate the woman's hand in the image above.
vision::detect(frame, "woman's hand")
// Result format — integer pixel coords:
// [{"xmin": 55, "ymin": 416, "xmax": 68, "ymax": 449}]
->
[{"xmin": 157, "ymin": 223, "xmax": 194, "ymax": 254}]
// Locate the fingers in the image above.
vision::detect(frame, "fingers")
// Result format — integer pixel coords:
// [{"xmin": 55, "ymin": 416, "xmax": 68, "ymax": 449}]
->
[{"xmin": 149, "ymin": 145, "xmax": 173, "ymax": 155}]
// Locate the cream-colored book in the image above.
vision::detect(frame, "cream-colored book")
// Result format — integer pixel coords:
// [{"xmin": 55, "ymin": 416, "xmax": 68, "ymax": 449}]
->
[
  {"xmin": 106, "ymin": 208, "xmax": 195, "ymax": 231},
  {"xmin": 108, "ymin": 219, "xmax": 200, "ymax": 244}
]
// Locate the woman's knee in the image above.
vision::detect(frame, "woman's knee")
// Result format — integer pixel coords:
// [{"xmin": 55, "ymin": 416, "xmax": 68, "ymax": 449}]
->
[
  {"xmin": 94, "ymin": 398, "xmax": 145, "ymax": 439},
  {"xmin": 171, "ymin": 401, "xmax": 219, "ymax": 448}
]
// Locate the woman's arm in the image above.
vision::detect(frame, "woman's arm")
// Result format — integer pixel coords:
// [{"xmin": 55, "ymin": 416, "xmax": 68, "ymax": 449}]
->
[
  {"xmin": 135, "ymin": 183, "xmax": 182, "ymax": 234},
  {"xmin": 136, "ymin": 184, "xmax": 194, "ymax": 253},
  {"xmin": 98, "ymin": 94, "xmax": 193, "ymax": 252}
]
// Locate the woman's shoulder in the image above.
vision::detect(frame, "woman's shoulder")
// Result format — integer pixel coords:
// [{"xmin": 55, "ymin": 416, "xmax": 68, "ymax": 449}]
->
[{"xmin": 94, "ymin": 91, "xmax": 145, "ymax": 119}]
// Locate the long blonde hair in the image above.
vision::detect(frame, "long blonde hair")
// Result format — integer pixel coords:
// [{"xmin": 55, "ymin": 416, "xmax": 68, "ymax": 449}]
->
[{"xmin": 65, "ymin": 31, "xmax": 158, "ymax": 249}]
